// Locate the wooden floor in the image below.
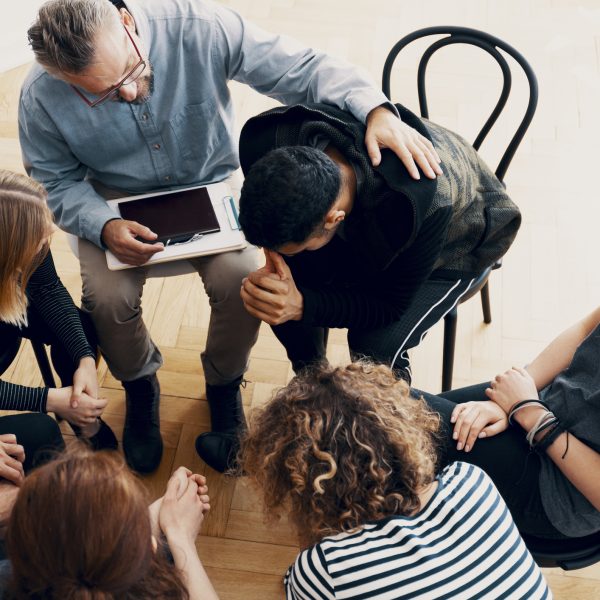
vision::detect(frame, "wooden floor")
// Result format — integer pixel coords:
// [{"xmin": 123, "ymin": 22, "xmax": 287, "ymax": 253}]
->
[{"xmin": 2, "ymin": 0, "xmax": 600, "ymax": 597}]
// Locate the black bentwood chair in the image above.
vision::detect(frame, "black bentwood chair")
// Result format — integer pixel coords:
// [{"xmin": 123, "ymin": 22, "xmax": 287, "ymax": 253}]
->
[
  {"xmin": 522, "ymin": 530, "xmax": 600, "ymax": 570},
  {"xmin": 382, "ymin": 26, "xmax": 538, "ymax": 392},
  {"xmin": 0, "ymin": 336, "xmax": 56, "ymax": 388}
]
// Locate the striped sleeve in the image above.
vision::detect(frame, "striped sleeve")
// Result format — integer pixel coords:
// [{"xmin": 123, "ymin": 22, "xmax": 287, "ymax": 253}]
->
[
  {"xmin": 26, "ymin": 250, "xmax": 95, "ymax": 365},
  {"xmin": 285, "ymin": 544, "xmax": 335, "ymax": 600},
  {"xmin": 0, "ymin": 380, "xmax": 47, "ymax": 412}
]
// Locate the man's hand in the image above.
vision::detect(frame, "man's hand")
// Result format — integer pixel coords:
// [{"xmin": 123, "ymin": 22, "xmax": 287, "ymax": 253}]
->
[
  {"xmin": 101, "ymin": 219, "xmax": 164, "ymax": 266},
  {"xmin": 365, "ymin": 106, "xmax": 442, "ymax": 179},
  {"xmin": 450, "ymin": 401, "xmax": 508, "ymax": 452},
  {"xmin": 241, "ymin": 250, "xmax": 303, "ymax": 326},
  {"xmin": 71, "ymin": 356, "xmax": 98, "ymax": 409},
  {"xmin": 0, "ymin": 434, "xmax": 25, "ymax": 487}
]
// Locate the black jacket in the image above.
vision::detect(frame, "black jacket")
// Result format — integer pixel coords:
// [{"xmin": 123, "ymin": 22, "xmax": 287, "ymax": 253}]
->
[{"xmin": 239, "ymin": 103, "xmax": 521, "ymax": 329}]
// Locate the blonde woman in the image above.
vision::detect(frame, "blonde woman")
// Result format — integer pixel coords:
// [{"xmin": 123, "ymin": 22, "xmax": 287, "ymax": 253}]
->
[
  {"xmin": 241, "ymin": 363, "xmax": 550, "ymax": 600},
  {"xmin": 0, "ymin": 170, "xmax": 115, "ymax": 451}
]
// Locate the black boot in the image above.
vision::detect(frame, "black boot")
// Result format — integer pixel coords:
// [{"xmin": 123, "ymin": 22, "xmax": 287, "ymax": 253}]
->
[
  {"xmin": 122, "ymin": 374, "xmax": 163, "ymax": 473},
  {"xmin": 70, "ymin": 418, "xmax": 118, "ymax": 451},
  {"xmin": 195, "ymin": 377, "xmax": 246, "ymax": 473}
]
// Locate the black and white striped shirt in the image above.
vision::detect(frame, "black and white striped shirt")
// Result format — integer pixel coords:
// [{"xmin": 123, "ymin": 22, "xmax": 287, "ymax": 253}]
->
[
  {"xmin": 285, "ymin": 462, "xmax": 551, "ymax": 599},
  {"xmin": 0, "ymin": 251, "xmax": 94, "ymax": 412}
]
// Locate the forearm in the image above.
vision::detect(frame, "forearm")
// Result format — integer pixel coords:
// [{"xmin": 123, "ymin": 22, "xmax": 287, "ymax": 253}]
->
[
  {"xmin": 216, "ymin": 3, "xmax": 396, "ymax": 124},
  {"xmin": 166, "ymin": 534, "xmax": 219, "ymax": 600},
  {"xmin": 0, "ymin": 381, "xmax": 47, "ymax": 413},
  {"xmin": 516, "ymin": 407, "xmax": 600, "ymax": 511},
  {"xmin": 28, "ymin": 253, "xmax": 95, "ymax": 365},
  {"xmin": 525, "ymin": 306, "xmax": 600, "ymax": 389}
]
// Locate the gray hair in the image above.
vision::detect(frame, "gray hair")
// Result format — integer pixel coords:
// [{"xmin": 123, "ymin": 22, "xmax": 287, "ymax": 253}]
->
[{"xmin": 28, "ymin": 0, "xmax": 120, "ymax": 74}]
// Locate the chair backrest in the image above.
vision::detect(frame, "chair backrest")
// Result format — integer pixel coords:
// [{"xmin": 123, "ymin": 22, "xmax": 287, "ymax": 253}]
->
[
  {"xmin": 522, "ymin": 530, "xmax": 600, "ymax": 571},
  {"xmin": 382, "ymin": 26, "xmax": 538, "ymax": 183}
]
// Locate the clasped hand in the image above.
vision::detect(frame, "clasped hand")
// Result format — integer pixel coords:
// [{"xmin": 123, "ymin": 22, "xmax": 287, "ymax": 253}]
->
[
  {"xmin": 0, "ymin": 434, "xmax": 25, "ymax": 486},
  {"xmin": 241, "ymin": 250, "xmax": 303, "ymax": 326},
  {"xmin": 450, "ymin": 366, "xmax": 540, "ymax": 453}
]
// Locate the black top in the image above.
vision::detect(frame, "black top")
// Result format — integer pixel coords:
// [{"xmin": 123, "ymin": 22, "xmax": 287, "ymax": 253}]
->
[
  {"xmin": 0, "ymin": 251, "xmax": 95, "ymax": 412},
  {"xmin": 538, "ymin": 323, "xmax": 600, "ymax": 536}
]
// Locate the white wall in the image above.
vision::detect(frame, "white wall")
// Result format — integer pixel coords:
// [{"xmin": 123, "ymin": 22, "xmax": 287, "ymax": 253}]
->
[{"xmin": 1, "ymin": 3, "xmax": 45, "ymax": 72}]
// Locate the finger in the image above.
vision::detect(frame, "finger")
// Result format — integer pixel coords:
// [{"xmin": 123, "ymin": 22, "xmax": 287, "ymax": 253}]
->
[
  {"xmin": 364, "ymin": 134, "xmax": 382, "ymax": 167},
  {"xmin": 418, "ymin": 135, "xmax": 442, "ymax": 164},
  {"xmin": 455, "ymin": 408, "xmax": 478, "ymax": 450},
  {"xmin": 165, "ymin": 470, "xmax": 184, "ymax": 499},
  {"xmin": 479, "ymin": 420, "xmax": 506, "ymax": 438},
  {"xmin": 484, "ymin": 387, "xmax": 495, "ymax": 400},
  {"xmin": 416, "ymin": 139, "xmax": 443, "ymax": 175},
  {"xmin": 5, "ymin": 443, "xmax": 25, "ymax": 463},
  {"xmin": 464, "ymin": 415, "xmax": 488, "ymax": 452},
  {"xmin": 199, "ymin": 494, "xmax": 210, "ymax": 504},
  {"xmin": 243, "ymin": 277, "xmax": 287, "ymax": 302},
  {"xmin": 246, "ymin": 272, "xmax": 288, "ymax": 294},
  {"xmin": 242, "ymin": 302, "xmax": 281, "ymax": 326},
  {"xmin": 268, "ymin": 251, "xmax": 291, "ymax": 279},
  {"xmin": 92, "ymin": 397, "xmax": 109, "ymax": 410},
  {"xmin": 450, "ymin": 404, "xmax": 465, "ymax": 424},
  {"xmin": 240, "ymin": 287, "xmax": 281, "ymax": 317},
  {"xmin": 0, "ymin": 435, "xmax": 17, "ymax": 445},
  {"xmin": 407, "ymin": 143, "xmax": 436, "ymax": 179},
  {"xmin": 0, "ymin": 463, "xmax": 24, "ymax": 486},
  {"xmin": 262, "ymin": 248, "xmax": 277, "ymax": 273},
  {"xmin": 70, "ymin": 383, "xmax": 83, "ymax": 408},
  {"xmin": 128, "ymin": 221, "xmax": 158, "ymax": 241}
]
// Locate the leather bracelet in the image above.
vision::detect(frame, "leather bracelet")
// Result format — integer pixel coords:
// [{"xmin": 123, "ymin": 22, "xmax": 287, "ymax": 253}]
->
[
  {"xmin": 534, "ymin": 423, "xmax": 565, "ymax": 455},
  {"xmin": 508, "ymin": 399, "xmax": 550, "ymax": 426}
]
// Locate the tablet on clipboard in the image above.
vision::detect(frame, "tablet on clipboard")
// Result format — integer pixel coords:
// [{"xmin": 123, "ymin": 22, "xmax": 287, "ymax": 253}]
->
[
  {"xmin": 118, "ymin": 186, "xmax": 220, "ymax": 245},
  {"xmin": 105, "ymin": 182, "xmax": 247, "ymax": 271}
]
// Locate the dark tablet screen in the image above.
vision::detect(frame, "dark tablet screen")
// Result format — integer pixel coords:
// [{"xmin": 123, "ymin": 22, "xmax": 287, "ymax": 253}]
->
[{"xmin": 118, "ymin": 187, "xmax": 220, "ymax": 243}]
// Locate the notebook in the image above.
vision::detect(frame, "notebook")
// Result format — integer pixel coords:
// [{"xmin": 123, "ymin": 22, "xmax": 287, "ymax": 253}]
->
[{"xmin": 105, "ymin": 182, "xmax": 246, "ymax": 270}]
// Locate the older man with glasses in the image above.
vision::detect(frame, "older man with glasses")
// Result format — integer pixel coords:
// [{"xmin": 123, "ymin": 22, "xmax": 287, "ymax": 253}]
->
[{"xmin": 18, "ymin": 0, "xmax": 442, "ymax": 474}]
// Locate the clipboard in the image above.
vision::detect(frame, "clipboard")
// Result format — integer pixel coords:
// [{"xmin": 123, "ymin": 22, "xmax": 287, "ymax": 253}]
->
[{"xmin": 105, "ymin": 181, "xmax": 246, "ymax": 270}]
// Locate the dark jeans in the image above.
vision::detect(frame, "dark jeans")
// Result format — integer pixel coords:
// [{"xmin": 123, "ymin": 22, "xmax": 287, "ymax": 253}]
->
[
  {"xmin": 417, "ymin": 383, "xmax": 568, "ymax": 539},
  {"xmin": 0, "ymin": 413, "xmax": 65, "ymax": 473},
  {"xmin": 272, "ymin": 238, "xmax": 474, "ymax": 381},
  {"xmin": 0, "ymin": 306, "xmax": 96, "ymax": 387}
]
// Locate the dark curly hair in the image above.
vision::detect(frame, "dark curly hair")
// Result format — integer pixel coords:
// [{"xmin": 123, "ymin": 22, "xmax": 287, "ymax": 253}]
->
[
  {"xmin": 240, "ymin": 362, "xmax": 441, "ymax": 547},
  {"xmin": 239, "ymin": 146, "xmax": 341, "ymax": 249}
]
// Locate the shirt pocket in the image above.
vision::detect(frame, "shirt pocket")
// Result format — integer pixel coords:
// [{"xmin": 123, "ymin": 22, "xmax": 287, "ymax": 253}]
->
[{"xmin": 168, "ymin": 99, "xmax": 221, "ymax": 166}]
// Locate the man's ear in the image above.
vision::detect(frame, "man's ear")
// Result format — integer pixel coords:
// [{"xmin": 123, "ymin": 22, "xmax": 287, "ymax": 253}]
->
[
  {"xmin": 323, "ymin": 208, "xmax": 346, "ymax": 231},
  {"xmin": 120, "ymin": 8, "xmax": 136, "ymax": 31}
]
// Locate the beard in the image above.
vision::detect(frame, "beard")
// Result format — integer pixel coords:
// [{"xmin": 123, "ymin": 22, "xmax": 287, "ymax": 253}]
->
[{"xmin": 116, "ymin": 63, "xmax": 155, "ymax": 104}]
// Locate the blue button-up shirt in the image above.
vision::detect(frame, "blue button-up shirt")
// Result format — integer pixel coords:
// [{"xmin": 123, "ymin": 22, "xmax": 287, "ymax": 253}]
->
[{"xmin": 19, "ymin": 0, "xmax": 394, "ymax": 247}]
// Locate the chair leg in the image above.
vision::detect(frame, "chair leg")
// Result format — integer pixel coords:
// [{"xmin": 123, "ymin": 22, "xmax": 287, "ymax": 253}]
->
[
  {"xmin": 30, "ymin": 340, "xmax": 56, "ymax": 388},
  {"xmin": 442, "ymin": 307, "xmax": 458, "ymax": 393},
  {"xmin": 480, "ymin": 281, "xmax": 492, "ymax": 324}
]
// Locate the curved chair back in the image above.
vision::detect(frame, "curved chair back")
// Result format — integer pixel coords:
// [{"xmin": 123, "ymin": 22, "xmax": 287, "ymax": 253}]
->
[
  {"xmin": 382, "ymin": 26, "xmax": 538, "ymax": 182},
  {"xmin": 523, "ymin": 531, "xmax": 600, "ymax": 570}
]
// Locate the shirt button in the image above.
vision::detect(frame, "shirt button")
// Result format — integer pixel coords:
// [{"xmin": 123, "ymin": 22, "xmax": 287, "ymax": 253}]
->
[
  {"xmin": 153, "ymin": 143, "xmax": 161, "ymax": 150},
  {"xmin": 142, "ymin": 113, "xmax": 149, "ymax": 121},
  {"xmin": 164, "ymin": 175, "xmax": 171, "ymax": 181}
]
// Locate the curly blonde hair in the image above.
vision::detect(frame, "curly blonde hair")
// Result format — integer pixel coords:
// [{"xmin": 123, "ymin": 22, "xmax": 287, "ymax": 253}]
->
[{"xmin": 241, "ymin": 362, "xmax": 441, "ymax": 547}]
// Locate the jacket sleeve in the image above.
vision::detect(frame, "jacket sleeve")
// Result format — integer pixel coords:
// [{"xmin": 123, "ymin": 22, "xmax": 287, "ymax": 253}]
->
[
  {"xmin": 19, "ymin": 96, "xmax": 119, "ymax": 247},
  {"xmin": 26, "ymin": 251, "xmax": 95, "ymax": 367},
  {"xmin": 300, "ymin": 206, "xmax": 452, "ymax": 329},
  {"xmin": 213, "ymin": 3, "xmax": 397, "ymax": 125}
]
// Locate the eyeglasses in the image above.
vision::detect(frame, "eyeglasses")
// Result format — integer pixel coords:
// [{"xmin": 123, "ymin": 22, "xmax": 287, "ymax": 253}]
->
[{"xmin": 71, "ymin": 26, "xmax": 146, "ymax": 108}]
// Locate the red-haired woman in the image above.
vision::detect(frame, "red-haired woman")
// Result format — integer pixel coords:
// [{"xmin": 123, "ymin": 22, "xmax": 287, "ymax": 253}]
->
[{"xmin": 3, "ymin": 445, "xmax": 218, "ymax": 599}]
